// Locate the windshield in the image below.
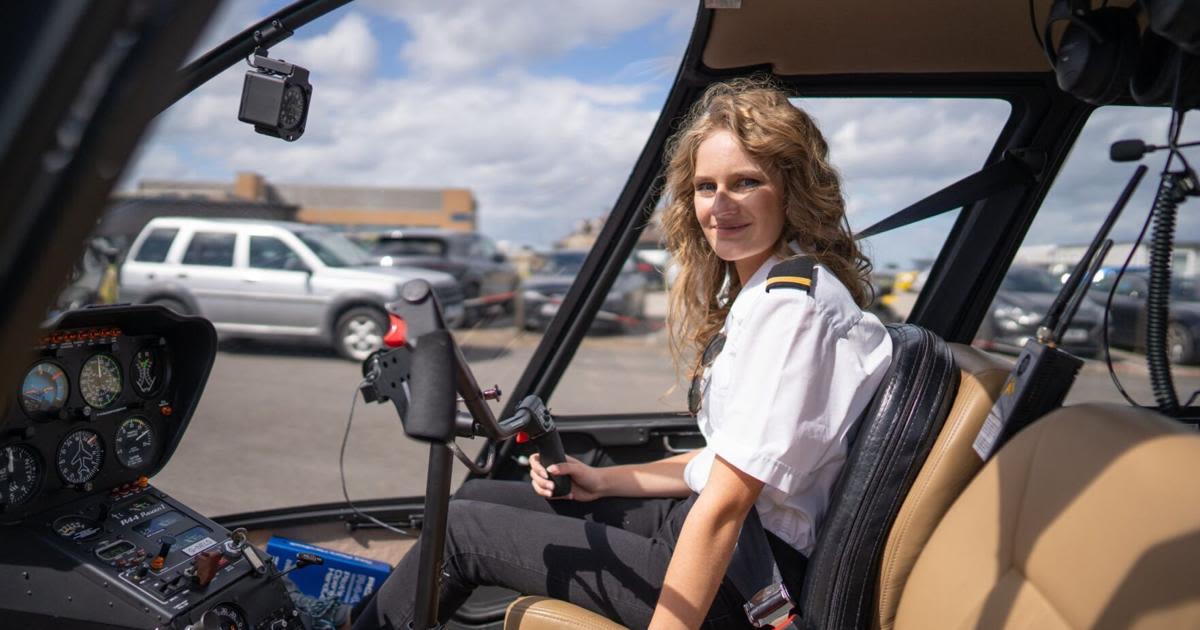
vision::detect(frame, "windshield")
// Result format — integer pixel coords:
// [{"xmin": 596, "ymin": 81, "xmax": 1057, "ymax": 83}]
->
[
  {"xmin": 293, "ymin": 229, "xmax": 371, "ymax": 267},
  {"xmin": 373, "ymin": 238, "xmax": 447, "ymax": 257},
  {"xmin": 1001, "ymin": 268, "xmax": 1062, "ymax": 293}
]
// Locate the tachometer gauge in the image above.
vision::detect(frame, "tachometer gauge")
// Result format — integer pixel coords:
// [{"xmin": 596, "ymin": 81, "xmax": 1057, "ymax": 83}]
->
[
  {"xmin": 0, "ymin": 445, "xmax": 41, "ymax": 506},
  {"xmin": 57, "ymin": 430, "xmax": 104, "ymax": 485},
  {"xmin": 20, "ymin": 361, "xmax": 69, "ymax": 417},
  {"xmin": 80, "ymin": 354, "xmax": 122, "ymax": 409},
  {"xmin": 114, "ymin": 417, "xmax": 155, "ymax": 469},
  {"xmin": 204, "ymin": 603, "xmax": 248, "ymax": 630},
  {"xmin": 130, "ymin": 346, "xmax": 165, "ymax": 397}
]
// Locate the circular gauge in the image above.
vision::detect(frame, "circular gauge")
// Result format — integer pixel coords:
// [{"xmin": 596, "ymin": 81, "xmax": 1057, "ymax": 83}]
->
[
  {"xmin": 130, "ymin": 346, "xmax": 166, "ymax": 398},
  {"xmin": 279, "ymin": 84, "xmax": 306, "ymax": 130},
  {"xmin": 114, "ymin": 417, "xmax": 155, "ymax": 470},
  {"xmin": 0, "ymin": 445, "xmax": 41, "ymax": 506},
  {"xmin": 204, "ymin": 603, "xmax": 248, "ymax": 630},
  {"xmin": 57, "ymin": 430, "xmax": 104, "ymax": 485},
  {"xmin": 20, "ymin": 362, "xmax": 69, "ymax": 417},
  {"xmin": 80, "ymin": 354, "xmax": 122, "ymax": 409},
  {"xmin": 52, "ymin": 514, "xmax": 102, "ymax": 542}
]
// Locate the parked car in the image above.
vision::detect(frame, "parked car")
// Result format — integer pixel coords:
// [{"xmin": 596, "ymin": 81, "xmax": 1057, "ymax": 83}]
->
[
  {"xmin": 369, "ymin": 229, "xmax": 519, "ymax": 325},
  {"xmin": 632, "ymin": 247, "xmax": 671, "ymax": 290},
  {"xmin": 120, "ymin": 217, "xmax": 464, "ymax": 360},
  {"xmin": 976, "ymin": 266, "xmax": 1104, "ymax": 357},
  {"xmin": 1091, "ymin": 271, "xmax": 1200, "ymax": 364},
  {"xmin": 520, "ymin": 250, "xmax": 647, "ymax": 332}
]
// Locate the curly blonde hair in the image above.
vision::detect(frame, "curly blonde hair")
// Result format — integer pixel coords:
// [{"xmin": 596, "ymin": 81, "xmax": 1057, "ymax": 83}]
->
[{"xmin": 661, "ymin": 77, "xmax": 872, "ymax": 376}]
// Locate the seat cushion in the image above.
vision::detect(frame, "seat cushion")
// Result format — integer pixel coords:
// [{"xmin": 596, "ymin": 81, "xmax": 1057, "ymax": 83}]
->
[
  {"xmin": 895, "ymin": 403, "xmax": 1200, "ymax": 630},
  {"xmin": 505, "ymin": 596, "xmax": 626, "ymax": 630},
  {"xmin": 876, "ymin": 344, "xmax": 1011, "ymax": 630}
]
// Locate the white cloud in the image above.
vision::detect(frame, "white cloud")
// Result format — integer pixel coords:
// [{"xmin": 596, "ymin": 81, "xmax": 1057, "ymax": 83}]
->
[{"xmin": 365, "ymin": 0, "xmax": 693, "ymax": 77}]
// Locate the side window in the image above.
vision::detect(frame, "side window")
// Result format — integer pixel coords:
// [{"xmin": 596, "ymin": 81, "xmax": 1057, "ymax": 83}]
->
[
  {"xmin": 181, "ymin": 232, "xmax": 235, "ymax": 267},
  {"xmin": 249, "ymin": 236, "xmax": 303, "ymax": 271},
  {"xmin": 133, "ymin": 228, "xmax": 178, "ymax": 263},
  {"xmin": 976, "ymin": 105, "xmax": 1200, "ymax": 407},
  {"xmin": 465, "ymin": 237, "xmax": 487, "ymax": 259}
]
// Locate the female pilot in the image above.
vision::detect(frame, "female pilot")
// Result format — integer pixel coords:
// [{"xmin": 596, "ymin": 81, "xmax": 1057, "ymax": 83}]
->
[{"xmin": 353, "ymin": 78, "xmax": 892, "ymax": 630}]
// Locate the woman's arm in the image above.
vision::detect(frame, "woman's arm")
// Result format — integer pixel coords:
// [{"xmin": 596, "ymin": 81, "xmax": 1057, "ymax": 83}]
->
[
  {"xmin": 649, "ymin": 455, "xmax": 763, "ymax": 630},
  {"xmin": 530, "ymin": 449, "xmax": 699, "ymax": 500}
]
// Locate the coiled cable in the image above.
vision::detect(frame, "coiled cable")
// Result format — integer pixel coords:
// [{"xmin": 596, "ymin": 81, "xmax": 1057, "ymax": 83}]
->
[{"xmin": 1145, "ymin": 172, "xmax": 1185, "ymax": 412}]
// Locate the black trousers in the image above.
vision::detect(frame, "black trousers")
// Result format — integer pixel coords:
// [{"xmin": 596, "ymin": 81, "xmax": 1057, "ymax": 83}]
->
[{"xmin": 351, "ymin": 479, "xmax": 762, "ymax": 630}]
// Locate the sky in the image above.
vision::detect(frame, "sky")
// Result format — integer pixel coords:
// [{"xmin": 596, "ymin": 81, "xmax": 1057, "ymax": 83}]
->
[{"xmin": 124, "ymin": 0, "xmax": 1199, "ymax": 270}]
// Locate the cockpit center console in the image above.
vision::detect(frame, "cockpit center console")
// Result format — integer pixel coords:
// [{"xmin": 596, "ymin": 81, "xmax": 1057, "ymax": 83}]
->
[{"xmin": 0, "ymin": 305, "xmax": 301, "ymax": 630}]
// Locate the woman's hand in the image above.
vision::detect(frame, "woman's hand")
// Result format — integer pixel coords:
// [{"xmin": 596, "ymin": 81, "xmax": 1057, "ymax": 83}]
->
[{"xmin": 530, "ymin": 453, "xmax": 606, "ymax": 501}]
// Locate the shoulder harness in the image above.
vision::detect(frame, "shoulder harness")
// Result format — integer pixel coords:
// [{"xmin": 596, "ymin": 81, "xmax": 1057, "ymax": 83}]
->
[{"xmin": 765, "ymin": 256, "xmax": 817, "ymax": 295}]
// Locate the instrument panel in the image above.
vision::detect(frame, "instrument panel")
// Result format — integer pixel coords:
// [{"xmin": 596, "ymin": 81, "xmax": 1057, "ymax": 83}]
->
[
  {"xmin": 2, "ymin": 327, "xmax": 174, "ymax": 519},
  {"xmin": 0, "ymin": 305, "xmax": 302, "ymax": 629},
  {"xmin": 0, "ymin": 306, "xmax": 206, "ymax": 524}
]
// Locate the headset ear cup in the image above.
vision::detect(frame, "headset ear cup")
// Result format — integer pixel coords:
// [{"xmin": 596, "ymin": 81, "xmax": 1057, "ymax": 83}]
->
[
  {"xmin": 1143, "ymin": 0, "xmax": 1200, "ymax": 55},
  {"xmin": 1051, "ymin": 7, "xmax": 1140, "ymax": 105}
]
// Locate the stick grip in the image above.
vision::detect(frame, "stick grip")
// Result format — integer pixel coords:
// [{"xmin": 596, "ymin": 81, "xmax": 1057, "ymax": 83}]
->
[{"xmin": 535, "ymin": 431, "xmax": 572, "ymax": 498}]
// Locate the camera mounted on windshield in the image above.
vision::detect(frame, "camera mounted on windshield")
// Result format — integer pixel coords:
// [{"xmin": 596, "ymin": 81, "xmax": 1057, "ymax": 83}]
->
[{"xmin": 237, "ymin": 19, "xmax": 312, "ymax": 142}]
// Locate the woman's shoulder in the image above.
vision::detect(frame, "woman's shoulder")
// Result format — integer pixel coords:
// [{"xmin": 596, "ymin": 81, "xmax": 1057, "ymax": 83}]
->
[{"xmin": 761, "ymin": 255, "xmax": 865, "ymax": 336}]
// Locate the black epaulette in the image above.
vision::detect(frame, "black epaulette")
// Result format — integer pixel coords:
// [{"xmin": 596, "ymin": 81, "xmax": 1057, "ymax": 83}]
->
[{"xmin": 765, "ymin": 256, "xmax": 817, "ymax": 295}]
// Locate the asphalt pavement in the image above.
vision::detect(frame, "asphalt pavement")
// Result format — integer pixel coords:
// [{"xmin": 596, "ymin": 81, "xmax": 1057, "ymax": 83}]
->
[{"xmin": 151, "ymin": 292, "xmax": 1200, "ymax": 517}]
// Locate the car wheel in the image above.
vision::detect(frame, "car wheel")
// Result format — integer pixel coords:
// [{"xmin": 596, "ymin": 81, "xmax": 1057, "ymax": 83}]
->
[
  {"xmin": 335, "ymin": 307, "xmax": 386, "ymax": 361},
  {"xmin": 150, "ymin": 297, "xmax": 190, "ymax": 316},
  {"xmin": 1167, "ymin": 322, "xmax": 1196, "ymax": 365}
]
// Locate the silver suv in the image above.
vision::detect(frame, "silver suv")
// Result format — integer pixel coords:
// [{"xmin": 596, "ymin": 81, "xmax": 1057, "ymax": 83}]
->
[{"xmin": 120, "ymin": 217, "xmax": 464, "ymax": 360}]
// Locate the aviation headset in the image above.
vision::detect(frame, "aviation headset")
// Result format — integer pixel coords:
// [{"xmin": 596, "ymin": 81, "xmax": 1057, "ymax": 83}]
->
[{"xmin": 1043, "ymin": 0, "xmax": 1200, "ymax": 107}]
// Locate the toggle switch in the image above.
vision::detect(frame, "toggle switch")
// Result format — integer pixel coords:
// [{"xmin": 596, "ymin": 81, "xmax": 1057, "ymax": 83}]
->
[{"xmin": 150, "ymin": 536, "xmax": 174, "ymax": 571}]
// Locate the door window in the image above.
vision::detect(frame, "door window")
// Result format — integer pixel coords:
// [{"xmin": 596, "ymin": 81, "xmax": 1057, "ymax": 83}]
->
[
  {"xmin": 181, "ymin": 232, "xmax": 236, "ymax": 267},
  {"xmin": 132, "ymin": 228, "xmax": 178, "ymax": 263},
  {"xmin": 249, "ymin": 236, "xmax": 304, "ymax": 271}
]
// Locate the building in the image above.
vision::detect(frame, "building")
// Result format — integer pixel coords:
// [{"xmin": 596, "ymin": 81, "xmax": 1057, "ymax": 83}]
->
[
  {"xmin": 133, "ymin": 172, "xmax": 477, "ymax": 232},
  {"xmin": 1015, "ymin": 241, "xmax": 1200, "ymax": 278}
]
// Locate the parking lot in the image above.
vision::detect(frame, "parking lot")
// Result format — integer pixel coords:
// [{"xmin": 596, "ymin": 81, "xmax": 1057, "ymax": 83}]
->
[{"xmin": 152, "ymin": 291, "xmax": 1200, "ymax": 517}]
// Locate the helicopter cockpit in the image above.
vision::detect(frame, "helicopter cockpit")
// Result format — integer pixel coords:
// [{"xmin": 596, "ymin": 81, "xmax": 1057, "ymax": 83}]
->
[{"xmin": 3, "ymin": 1, "xmax": 1200, "ymax": 629}]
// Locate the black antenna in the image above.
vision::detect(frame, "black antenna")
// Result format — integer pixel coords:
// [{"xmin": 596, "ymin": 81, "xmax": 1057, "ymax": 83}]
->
[{"xmin": 1041, "ymin": 165, "xmax": 1147, "ymax": 342}]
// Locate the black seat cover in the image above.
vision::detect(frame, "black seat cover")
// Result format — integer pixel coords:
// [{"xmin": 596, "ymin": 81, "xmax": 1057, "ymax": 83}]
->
[{"xmin": 795, "ymin": 324, "xmax": 959, "ymax": 629}]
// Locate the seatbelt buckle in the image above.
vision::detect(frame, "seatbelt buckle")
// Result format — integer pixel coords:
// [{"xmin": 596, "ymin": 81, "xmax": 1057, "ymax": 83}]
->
[{"xmin": 743, "ymin": 581, "xmax": 793, "ymax": 628}]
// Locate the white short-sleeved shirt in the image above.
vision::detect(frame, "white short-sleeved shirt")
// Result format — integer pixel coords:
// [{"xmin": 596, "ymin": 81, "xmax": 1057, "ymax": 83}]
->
[{"xmin": 682, "ymin": 246, "xmax": 893, "ymax": 556}]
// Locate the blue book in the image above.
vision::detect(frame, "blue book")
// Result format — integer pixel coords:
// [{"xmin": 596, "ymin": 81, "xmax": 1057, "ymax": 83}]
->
[{"xmin": 266, "ymin": 536, "xmax": 393, "ymax": 605}]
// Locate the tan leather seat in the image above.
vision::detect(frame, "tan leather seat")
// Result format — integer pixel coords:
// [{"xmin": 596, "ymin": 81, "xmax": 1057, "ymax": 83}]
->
[
  {"xmin": 504, "ymin": 596, "xmax": 624, "ymax": 630},
  {"xmin": 876, "ymin": 344, "xmax": 1011, "ymax": 630},
  {"xmin": 895, "ymin": 403, "xmax": 1200, "ymax": 629}
]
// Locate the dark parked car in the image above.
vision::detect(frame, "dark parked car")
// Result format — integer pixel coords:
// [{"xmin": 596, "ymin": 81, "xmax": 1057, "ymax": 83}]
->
[
  {"xmin": 976, "ymin": 266, "xmax": 1103, "ymax": 357},
  {"xmin": 1091, "ymin": 271, "xmax": 1200, "ymax": 365},
  {"xmin": 521, "ymin": 251, "xmax": 647, "ymax": 332},
  {"xmin": 370, "ymin": 229, "xmax": 520, "ymax": 324}
]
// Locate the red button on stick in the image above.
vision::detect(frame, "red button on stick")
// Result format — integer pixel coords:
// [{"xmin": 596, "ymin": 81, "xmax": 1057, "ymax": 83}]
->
[
  {"xmin": 384, "ymin": 313, "xmax": 407, "ymax": 348},
  {"xmin": 515, "ymin": 431, "xmax": 530, "ymax": 444}
]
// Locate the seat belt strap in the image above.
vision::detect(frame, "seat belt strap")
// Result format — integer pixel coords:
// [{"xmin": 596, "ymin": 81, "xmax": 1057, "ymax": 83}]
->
[
  {"xmin": 855, "ymin": 153, "xmax": 1033, "ymax": 240},
  {"xmin": 727, "ymin": 508, "xmax": 795, "ymax": 627}
]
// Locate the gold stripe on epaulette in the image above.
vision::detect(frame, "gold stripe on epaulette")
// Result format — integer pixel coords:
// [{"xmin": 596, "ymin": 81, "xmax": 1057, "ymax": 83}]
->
[{"xmin": 766, "ymin": 276, "xmax": 811, "ymax": 287}]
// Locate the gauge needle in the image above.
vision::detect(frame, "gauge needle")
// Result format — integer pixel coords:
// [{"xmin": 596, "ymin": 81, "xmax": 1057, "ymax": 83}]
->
[
  {"xmin": 137, "ymin": 431, "xmax": 149, "ymax": 441},
  {"xmin": 7, "ymin": 448, "xmax": 12, "ymax": 474}
]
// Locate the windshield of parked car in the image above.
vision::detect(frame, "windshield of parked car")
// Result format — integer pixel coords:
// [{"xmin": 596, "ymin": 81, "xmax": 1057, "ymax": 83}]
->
[
  {"xmin": 1002, "ymin": 268, "xmax": 1061, "ymax": 293},
  {"xmin": 293, "ymin": 229, "xmax": 372, "ymax": 267},
  {"xmin": 373, "ymin": 237, "xmax": 447, "ymax": 257},
  {"xmin": 539, "ymin": 252, "xmax": 588, "ymax": 276}
]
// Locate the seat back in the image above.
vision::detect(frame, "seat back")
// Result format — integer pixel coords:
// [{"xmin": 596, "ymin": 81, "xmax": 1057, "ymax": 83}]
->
[
  {"xmin": 895, "ymin": 403, "xmax": 1200, "ymax": 630},
  {"xmin": 797, "ymin": 324, "xmax": 959, "ymax": 629},
  {"xmin": 875, "ymin": 344, "xmax": 1012, "ymax": 630}
]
